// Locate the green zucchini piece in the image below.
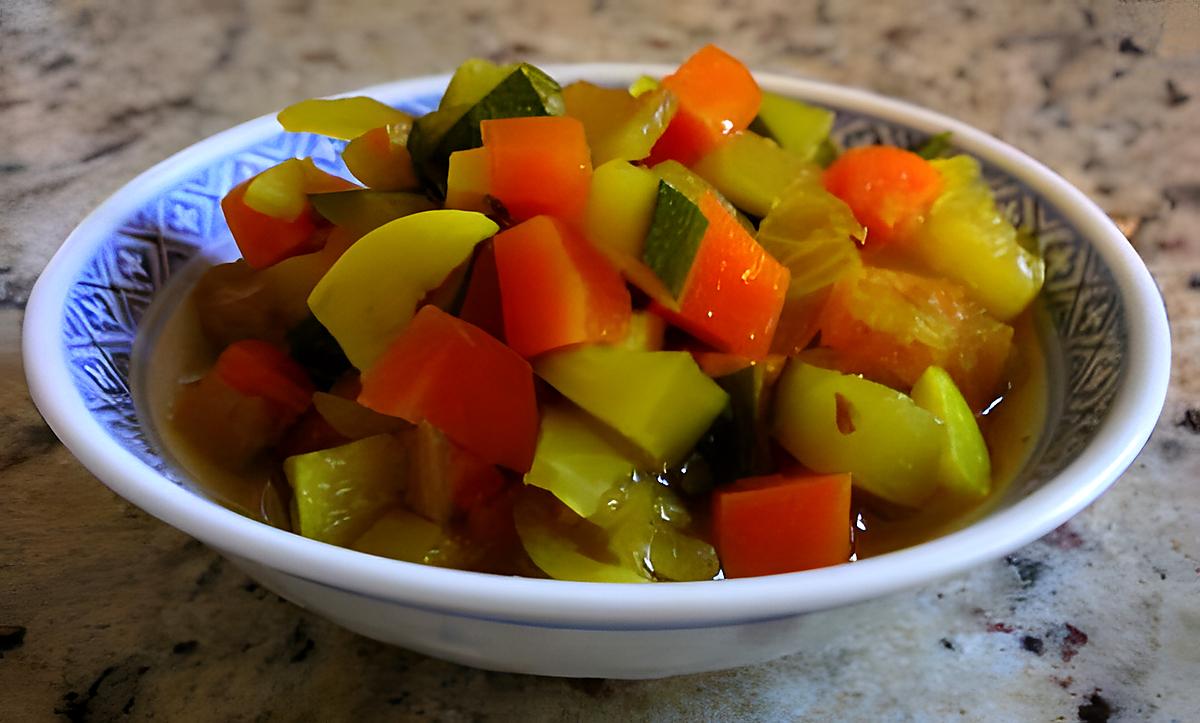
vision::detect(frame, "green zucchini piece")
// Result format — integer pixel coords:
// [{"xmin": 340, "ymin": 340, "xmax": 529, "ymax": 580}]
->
[
  {"xmin": 691, "ymin": 131, "xmax": 817, "ymax": 217},
  {"xmin": 911, "ymin": 365, "xmax": 991, "ymax": 498},
  {"xmin": 308, "ymin": 190, "xmax": 436, "ymax": 237},
  {"xmin": 651, "ymin": 160, "xmax": 755, "ymax": 232},
  {"xmin": 641, "ymin": 180, "xmax": 709, "ymax": 297},
  {"xmin": 749, "ymin": 92, "xmax": 836, "ymax": 163},
  {"xmin": 286, "ymin": 314, "xmax": 351, "ymax": 391},
  {"xmin": 408, "ymin": 63, "xmax": 563, "ymax": 196}
]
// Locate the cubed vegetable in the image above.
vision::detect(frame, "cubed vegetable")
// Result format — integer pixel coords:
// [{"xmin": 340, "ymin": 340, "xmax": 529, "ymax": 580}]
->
[
  {"xmin": 691, "ymin": 131, "xmax": 816, "ymax": 217},
  {"xmin": 493, "ymin": 215, "xmax": 631, "ymax": 357},
  {"xmin": 648, "ymin": 44, "xmax": 762, "ymax": 166},
  {"xmin": 524, "ymin": 405, "xmax": 639, "ymax": 518},
  {"xmin": 649, "ymin": 192, "xmax": 790, "ymax": 359},
  {"xmin": 822, "ymin": 145, "xmax": 943, "ymax": 246},
  {"xmin": 359, "ymin": 306, "xmax": 539, "ymax": 473},
  {"xmin": 171, "ymin": 371, "xmax": 287, "ymax": 469},
  {"xmin": 911, "ymin": 365, "xmax": 991, "ymax": 498},
  {"xmin": 482, "ymin": 116, "xmax": 592, "ymax": 222},
  {"xmin": 707, "ymin": 361, "xmax": 784, "ymax": 483},
  {"xmin": 713, "ymin": 472, "xmax": 851, "ymax": 577},
  {"xmin": 456, "ymin": 240, "xmax": 506, "ymax": 341},
  {"xmin": 513, "ymin": 488, "xmax": 650, "ymax": 583},
  {"xmin": 444, "ymin": 147, "xmax": 493, "ymax": 213},
  {"xmin": 562, "ymin": 81, "xmax": 677, "ymax": 165},
  {"xmin": 619, "ymin": 311, "xmax": 667, "ymax": 352},
  {"xmin": 311, "ymin": 391, "xmax": 408, "ymax": 440},
  {"xmin": 285, "ymin": 314, "xmax": 351, "ymax": 390},
  {"xmin": 408, "ymin": 61, "xmax": 563, "ymax": 195},
  {"xmin": 307, "ymin": 209, "xmax": 498, "ymax": 369},
  {"xmin": 772, "ymin": 362, "xmax": 942, "ymax": 507},
  {"xmin": 534, "ymin": 345, "xmax": 728, "ymax": 466},
  {"xmin": 284, "ymin": 433, "xmax": 408, "ymax": 546},
  {"xmin": 277, "ymin": 96, "xmax": 412, "ymax": 140},
  {"xmin": 351, "ymin": 506, "xmax": 444, "ymax": 563},
  {"xmin": 213, "ymin": 339, "xmax": 315, "ymax": 419},
  {"xmin": 584, "ymin": 159, "xmax": 659, "ymax": 261},
  {"xmin": 748, "ymin": 92, "xmax": 836, "ymax": 163}
]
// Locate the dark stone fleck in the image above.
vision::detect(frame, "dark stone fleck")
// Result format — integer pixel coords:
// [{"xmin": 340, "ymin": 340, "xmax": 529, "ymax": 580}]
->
[
  {"xmin": 57, "ymin": 664, "xmax": 147, "ymax": 722},
  {"xmin": 1021, "ymin": 635, "xmax": 1045, "ymax": 655},
  {"xmin": 40, "ymin": 53, "xmax": 75, "ymax": 73},
  {"xmin": 1078, "ymin": 690, "xmax": 1114, "ymax": 722},
  {"xmin": 987, "ymin": 622, "xmax": 1014, "ymax": 634},
  {"xmin": 0, "ymin": 163, "xmax": 25, "ymax": 173},
  {"xmin": 388, "ymin": 693, "xmax": 410, "ymax": 705},
  {"xmin": 1006, "ymin": 555, "xmax": 1045, "ymax": 587},
  {"xmin": 1118, "ymin": 37, "xmax": 1145, "ymax": 55},
  {"xmin": 80, "ymin": 135, "xmax": 140, "ymax": 164},
  {"xmin": 1081, "ymin": 8, "xmax": 1095, "ymax": 28},
  {"xmin": 1160, "ymin": 437, "xmax": 1184, "ymax": 462},
  {"xmin": 940, "ymin": 637, "xmax": 955, "ymax": 650},
  {"xmin": 1062, "ymin": 623, "xmax": 1089, "ymax": 662},
  {"xmin": 1189, "ymin": 273, "xmax": 1200, "ymax": 289},
  {"xmin": 0, "ymin": 625, "xmax": 27, "ymax": 653},
  {"xmin": 1112, "ymin": 68, "xmax": 1127, "ymax": 79},
  {"xmin": 0, "ymin": 418, "xmax": 61, "ymax": 471},
  {"xmin": 1177, "ymin": 409, "xmax": 1200, "ymax": 433},
  {"xmin": 172, "ymin": 640, "xmax": 198, "ymax": 655},
  {"xmin": 567, "ymin": 678, "xmax": 613, "ymax": 699},
  {"xmin": 1096, "ymin": 184, "xmax": 1115, "ymax": 196},
  {"xmin": 1166, "ymin": 80, "xmax": 1190, "ymax": 107},
  {"xmin": 290, "ymin": 638, "xmax": 315, "ymax": 663}
]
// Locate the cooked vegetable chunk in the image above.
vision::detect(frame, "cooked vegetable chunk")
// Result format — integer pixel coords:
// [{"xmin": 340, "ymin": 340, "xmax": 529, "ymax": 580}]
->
[
  {"xmin": 773, "ymin": 362, "xmax": 942, "ymax": 507},
  {"xmin": 692, "ymin": 131, "xmax": 815, "ymax": 217},
  {"xmin": 406, "ymin": 421, "xmax": 508, "ymax": 524},
  {"xmin": 284, "ymin": 433, "xmax": 408, "ymax": 546},
  {"xmin": 214, "ymin": 339, "xmax": 315, "ymax": 419},
  {"xmin": 307, "ymin": 209, "xmax": 498, "ymax": 369},
  {"xmin": 342, "ymin": 123, "xmax": 419, "ymax": 191},
  {"xmin": 524, "ymin": 405, "xmax": 638, "ymax": 518},
  {"xmin": 562, "ymin": 81, "xmax": 677, "ymax": 165},
  {"xmin": 351, "ymin": 506, "xmax": 444, "ymax": 563},
  {"xmin": 482, "ymin": 116, "xmax": 592, "ymax": 222},
  {"xmin": 749, "ymin": 92, "xmax": 836, "ymax": 163},
  {"xmin": 359, "ymin": 306, "xmax": 539, "ymax": 473},
  {"xmin": 444, "ymin": 147, "xmax": 493, "ymax": 213},
  {"xmin": 714, "ymin": 472, "xmax": 851, "ymax": 577},
  {"xmin": 648, "ymin": 44, "xmax": 761, "ymax": 166},
  {"xmin": 535, "ymin": 345, "xmax": 728, "ymax": 466},
  {"xmin": 823, "ymin": 145, "xmax": 943, "ymax": 247},
  {"xmin": 911, "ymin": 365, "xmax": 991, "ymax": 498},
  {"xmin": 906, "ymin": 156, "xmax": 1045, "ymax": 321},
  {"xmin": 277, "ymin": 96, "xmax": 411, "ymax": 140},
  {"xmin": 308, "ymin": 189, "xmax": 435, "ymax": 238},
  {"xmin": 493, "ymin": 215, "xmax": 631, "ymax": 357}
]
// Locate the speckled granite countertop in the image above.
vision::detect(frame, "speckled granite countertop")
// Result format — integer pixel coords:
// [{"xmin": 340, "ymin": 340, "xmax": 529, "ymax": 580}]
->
[{"xmin": 2, "ymin": 0, "xmax": 1198, "ymax": 720}]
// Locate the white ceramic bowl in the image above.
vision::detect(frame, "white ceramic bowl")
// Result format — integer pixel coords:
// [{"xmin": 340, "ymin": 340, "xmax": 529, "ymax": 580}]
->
[{"xmin": 24, "ymin": 65, "xmax": 1170, "ymax": 678}]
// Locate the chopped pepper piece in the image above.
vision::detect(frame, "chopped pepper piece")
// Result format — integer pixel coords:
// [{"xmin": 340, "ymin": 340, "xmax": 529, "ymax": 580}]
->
[
  {"xmin": 342, "ymin": 123, "xmax": 420, "ymax": 191},
  {"xmin": 277, "ymin": 96, "xmax": 412, "ymax": 140},
  {"xmin": 562, "ymin": 81, "xmax": 677, "ymax": 165},
  {"xmin": 911, "ymin": 365, "xmax": 991, "ymax": 498},
  {"xmin": 524, "ymin": 405, "xmax": 639, "ymax": 518}
]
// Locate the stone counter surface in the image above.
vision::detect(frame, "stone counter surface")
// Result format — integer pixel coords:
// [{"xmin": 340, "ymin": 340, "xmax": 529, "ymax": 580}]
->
[{"xmin": 2, "ymin": 0, "xmax": 1198, "ymax": 720}]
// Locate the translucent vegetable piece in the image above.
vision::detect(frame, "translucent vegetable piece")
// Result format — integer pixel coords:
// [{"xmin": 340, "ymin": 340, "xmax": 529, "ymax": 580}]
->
[
  {"xmin": 691, "ymin": 131, "xmax": 816, "ymax": 217},
  {"xmin": 277, "ymin": 96, "xmax": 411, "ymax": 140},
  {"xmin": 351, "ymin": 506, "xmax": 444, "ymax": 563},
  {"xmin": 524, "ymin": 405, "xmax": 638, "ymax": 518},
  {"xmin": 342, "ymin": 123, "xmax": 420, "ymax": 191},
  {"xmin": 906, "ymin": 156, "xmax": 1045, "ymax": 321},
  {"xmin": 562, "ymin": 81, "xmax": 677, "ymax": 165},
  {"xmin": 748, "ymin": 92, "xmax": 836, "ymax": 163},
  {"xmin": 284, "ymin": 434, "xmax": 408, "ymax": 547},
  {"xmin": 308, "ymin": 190, "xmax": 436, "ymax": 239},
  {"xmin": 772, "ymin": 361, "xmax": 942, "ymax": 507},
  {"xmin": 911, "ymin": 365, "xmax": 991, "ymax": 498}
]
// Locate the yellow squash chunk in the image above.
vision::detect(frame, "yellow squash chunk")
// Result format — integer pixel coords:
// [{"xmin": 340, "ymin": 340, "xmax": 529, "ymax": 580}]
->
[
  {"xmin": 445, "ymin": 147, "xmax": 492, "ymax": 213},
  {"xmin": 772, "ymin": 362, "xmax": 942, "ymax": 507},
  {"xmin": 277, "ymin": 96, "xmax": 412, "ymax": 141},
  {"xmin": 584, "ymin": 159, "xmax": 659, "ymax": 259},
  {"xmin": 342, "ymin": 122, "xmax": 419, "ymax": 191},
  {"xmin": 911, "ymin": 365, "xmax": 991, "ymax": 498},
  {"xmin": 618, "ymin": 310, "xmax": 667, "ymax": 352},
  {"xmin": 307, "ymin": 210, "xmax": 498, "ymax": 369},
  {"xmin": 909, "ymin": 156, "xmax": 1045, "ymax": 321},
  {"xmin": 284, "ymin": 434, "xmax": 408, "ymax": 547},
  {"xmin": 243, "ymin": 158, "xmax": 309, "ymax": 220},
  {"xmin": 563, "ymin": 81, "xmax": 677, "ymax": 166},
  {"xmin": 534, "ymin": 346, "xmax": 728, "ymax": 466},
  {"xmin": 692, "ymin": 131, "xmax": 817, "ymax": 218},
  {"xmin": 351, "ymin": 506, "xmax": 443, "ymax": 563},
  {"xmin": 525, "ymin": 406, "xmax": 639, "ymax": 518},
  {"xmin": 513, "ymin": 488, "xmax": 650, "ymax": 583}
]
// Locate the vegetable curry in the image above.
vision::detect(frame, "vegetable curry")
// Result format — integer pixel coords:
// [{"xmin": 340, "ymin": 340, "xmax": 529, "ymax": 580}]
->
[{"xmin": 148, "ymin": 45, "xmax": 1048, "ymax": 582}]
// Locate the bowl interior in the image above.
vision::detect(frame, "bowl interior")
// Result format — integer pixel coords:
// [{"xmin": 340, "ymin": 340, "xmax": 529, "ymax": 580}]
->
[{"xmin": 30, "ymin": 66, "xmax": 1158, "ymax": 627}]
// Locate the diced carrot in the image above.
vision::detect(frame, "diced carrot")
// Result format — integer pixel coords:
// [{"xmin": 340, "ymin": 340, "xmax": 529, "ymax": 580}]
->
[
  {"xmin": 358, "ymin": 306, "xmax": 539, "ymax": 473},
  {"xmin": 493, "ymin": 216, "xmax": 631, "ymax": 358},
  {"xmin": 822, "ymin": 145, "xmax": 943, "ymax": 246},
  {"xmin": 457, "ymin": 241, "xmax": 506, "ymax": 341},
  {"xmin": 343, "ymin": 124, "xmax": 419, "ymax": 191},
  {"xmin": 213, "ymin": 339, "xmax": 315, "ymax": 419},
  {"xmin": 651, "ymin": 193, "xmax": 789, "ymax": 359},
  {"xmin": 222, "ymin": 180, "xmax": 321, "ymax": 270},
  {"xmin": 713, "ymin": 472, "xmax": 851, "ymax": 578},
  {"xmin": 482, "ymin": 116, "xmax": 592, "ymax": 222},
  {"xmin": 647, "ymin": 45, "xmax": 762, "ymax": 166}
]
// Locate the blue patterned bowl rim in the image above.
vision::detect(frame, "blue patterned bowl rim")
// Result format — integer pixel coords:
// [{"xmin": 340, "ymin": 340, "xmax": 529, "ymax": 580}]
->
[{"xmin": 23, "ymin": 65, "xmax": 1171, "ymax": 630}]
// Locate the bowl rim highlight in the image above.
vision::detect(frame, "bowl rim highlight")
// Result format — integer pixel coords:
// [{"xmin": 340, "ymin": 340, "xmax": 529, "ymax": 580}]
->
[{"xmin": 23, "ymin": 64, "xmax": 1171, "ymax": 630}]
